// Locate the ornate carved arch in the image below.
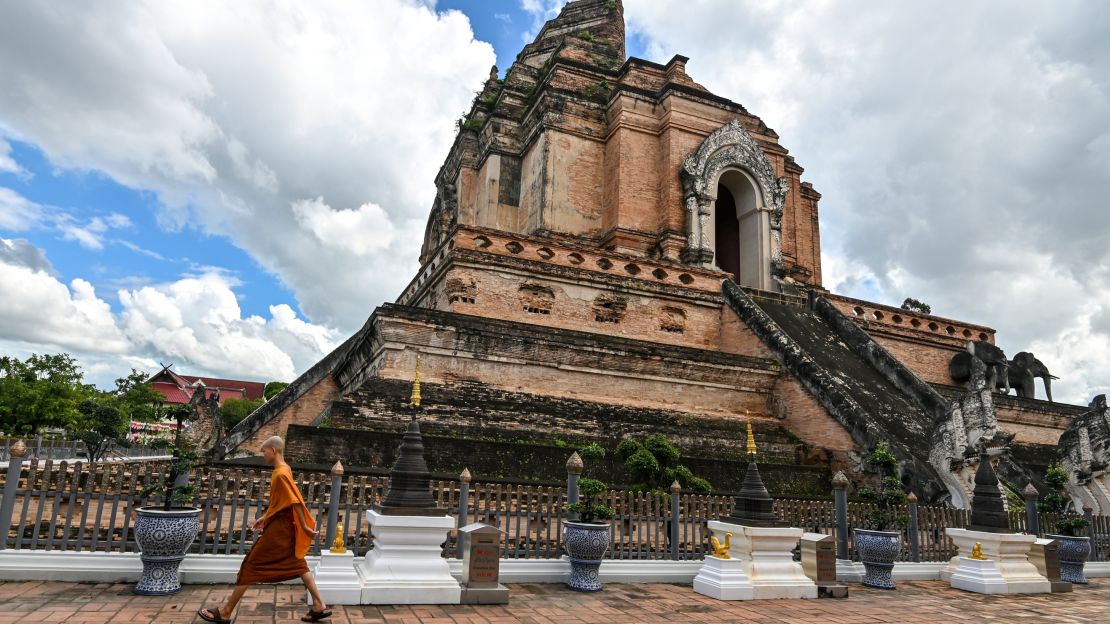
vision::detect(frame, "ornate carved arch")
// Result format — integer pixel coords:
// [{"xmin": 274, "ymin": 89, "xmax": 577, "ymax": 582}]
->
[{"xmin": 679, "ymin": 119, "xmax": 789, "ymax": 281}]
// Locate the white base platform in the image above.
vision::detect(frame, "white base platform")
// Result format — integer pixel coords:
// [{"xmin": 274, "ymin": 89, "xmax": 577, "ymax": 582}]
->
[
  {"xmin": 357, "ymin": 510, "xmax": 461, "ymax": 604},
  {"xmin": 693, "ymin": 555, "xmax": 754, "ymax": 600},
  {"xmin": 950, "ymin": 557, "xmax": 1010, "ymax": 594},
  {"xmin": 708, "ymin": 521, "xmax": 817, "ymax": 600},
  {"xmin": 942, "ymin": 528, "xmax": 1049, "ymax": 594},
  {"xmin": 310, "ymin": 551, "xmax": 361, "ymax": 606}
]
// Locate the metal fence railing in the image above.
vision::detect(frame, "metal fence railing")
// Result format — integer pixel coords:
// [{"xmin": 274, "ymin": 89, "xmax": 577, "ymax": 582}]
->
[{"xmin": 0, "ymin": 456, "xmax": 1104, "ymax": 562}]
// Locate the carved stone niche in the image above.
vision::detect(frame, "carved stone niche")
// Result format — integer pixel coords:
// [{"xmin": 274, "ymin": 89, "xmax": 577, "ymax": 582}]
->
[
  {"xmin": 593, "ymin": 293, "xmax": 627, "ymax": 324},
  {"xmin": 446, "ymin": 275, "xmax": 477, "ymax": 305},
  {"xmin": 518, "ymin": 282, "xmax": 555, "ymax": 315},
  {"xmin": 659, "ymin": 306, "xmax": 686, "ymax": 334},
  {"xmin": 679, "ymin": 118, "xmax": 789, "ymax": 281}
]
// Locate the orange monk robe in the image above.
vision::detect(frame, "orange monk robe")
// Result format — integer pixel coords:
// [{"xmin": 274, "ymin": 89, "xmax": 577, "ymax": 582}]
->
[{"xmin": 236, "ymin": 464, "xmax": 316, "ymax": 585}]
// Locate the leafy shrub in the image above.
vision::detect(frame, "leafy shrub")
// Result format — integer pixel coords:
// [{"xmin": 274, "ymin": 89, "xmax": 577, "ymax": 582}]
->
[
  {"xmin": 567, "ymin": 444, "xmax": 613, "ymax": 524},
  {"xmin": 1039, "ymin": 463, "xmax": 1088, "ymax": 536},
  {"xmin": 615, "ymin": 434, "xmax": 711, "ymax": 494},
  {"xmin": 856, "ymin": 443, "xmax": 908, "ymax": 531}
]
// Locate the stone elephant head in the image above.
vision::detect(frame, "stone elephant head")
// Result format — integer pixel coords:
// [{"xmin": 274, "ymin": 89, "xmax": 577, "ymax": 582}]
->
[{"xmin": 1007, "ymin": 351, "xmax": 1058, "ymax": 402}]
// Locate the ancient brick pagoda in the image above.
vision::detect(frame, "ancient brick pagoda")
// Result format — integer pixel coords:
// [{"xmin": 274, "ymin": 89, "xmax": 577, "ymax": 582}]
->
[{"xmin": 217, "ymin": 0, "xmax": 1089, "ymax": 502}]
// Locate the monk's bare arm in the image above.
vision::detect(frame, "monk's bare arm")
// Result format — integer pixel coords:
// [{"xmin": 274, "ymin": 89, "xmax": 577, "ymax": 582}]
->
[{"xmin": 292, "ymin": 503, "xmax": 319, "ymax": 537}]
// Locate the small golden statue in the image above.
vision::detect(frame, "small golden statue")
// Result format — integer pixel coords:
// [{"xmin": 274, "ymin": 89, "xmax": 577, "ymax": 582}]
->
[
  {"xmin": 330, "ymin": 522, "xmax": 347, "ymax": 554},
  {"xmin": 711, "ymin": 532, "xmax": 732, "ymax": 559},
  {"xmin": 969, "ymin": 542, "xmax": 987, "ymax": 560}
]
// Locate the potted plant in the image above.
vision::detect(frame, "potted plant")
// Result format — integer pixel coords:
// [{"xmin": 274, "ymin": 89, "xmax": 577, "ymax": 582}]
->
[
  {"xmin": 1040, "ymin": 463, "xmax": 1091, "ymax": 584},
  {"xmin": 563, "ymin": 442, "xmax": 614, "ymax": 592},
  {"xmin": 134, "ymin": 403, "xmax": 202, "ymax": 595},
  {"xmin": 852, "ymin": 443, "xmax": 908, "ymax": 589}
]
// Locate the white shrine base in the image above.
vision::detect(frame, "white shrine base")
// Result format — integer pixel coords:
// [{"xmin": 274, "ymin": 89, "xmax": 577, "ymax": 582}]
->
[
  {"xmin": 310, "ymin": 551, "xmax": 361, "ymax": 606},
  {"xmin": 942, "ymin": 528, "xmax": 1049, "ymax": 594},
  {"xmin": 357, "ymin": 510, "xmax": 461, "ymax": 604},
  {"xmin": 707, "ymin": 521, "xmax": 817, "ymax": 600},
  {"xmin": 693, "ymin": 555, "xmax": 754, "ymax": 600},
  {"xmin": 949, "ymin": 557, "xmax": 1010, "ymax": 594}
]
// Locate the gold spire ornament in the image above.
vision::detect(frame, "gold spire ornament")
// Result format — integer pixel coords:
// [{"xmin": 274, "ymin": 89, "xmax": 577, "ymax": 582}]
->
[
  {"xmin": 969, "ymin": 542, "xmax": 987, "ymax": 560},
  {"xmin": 330, "ymin": 522, "xmax": 347, "ymax": 553},
  {"xmin": 711, "ymin": 532, "xmax": 732, "ymax": 558},
  {"xmin": 745, "ymin": 415, "xmax": 758, "ymax": 456},
  {"xmin": 410, "ymin": 355, "xmax": 422, "ymax": 408}
]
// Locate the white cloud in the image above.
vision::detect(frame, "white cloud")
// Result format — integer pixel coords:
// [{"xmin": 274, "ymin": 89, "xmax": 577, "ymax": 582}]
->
[
  {"xmin": 0, "ymin": 241, "xmax": 339, "ymax": 386},
  {"xmin": 0, "ymin": 187, "xmax": 43, "ymax": 231},
  {"xmin": 0, "ymin": 139, "xmax": 27, "ymax": 178},
  {"xmin": 0, "ymin": 1, "xmax": 496, "ymax": 333},
  {"xmin": 625, "ymin": 0, "xmax": 1110, "ymax": 404},
  {"xmin": 0, "ymin": 261, "xmax": 128, "ymax": 354},
  {"xmin": 292, "ymin": 196, "xmax": 397, "ymax": 256}
]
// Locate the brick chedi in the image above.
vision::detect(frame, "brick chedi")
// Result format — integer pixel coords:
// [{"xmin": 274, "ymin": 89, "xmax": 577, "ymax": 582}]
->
[{"xmin": 217, "ymin": 0, "xmax": 1086, "ymax": 504}]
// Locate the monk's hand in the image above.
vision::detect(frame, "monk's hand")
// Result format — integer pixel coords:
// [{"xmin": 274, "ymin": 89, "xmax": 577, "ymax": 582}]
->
[
  {"xmin": 305, "ymin": 526, "xmax": 320, "ymax": 537},
  {"xmin": 251, "ymin": 517, "xmax": 266, "ymax": 532}
]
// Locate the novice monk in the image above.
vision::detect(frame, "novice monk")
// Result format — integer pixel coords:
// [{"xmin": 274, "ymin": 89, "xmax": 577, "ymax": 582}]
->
[{"xmin": 198, "ymin": 436, "xmax": 331, "ymax": 623}]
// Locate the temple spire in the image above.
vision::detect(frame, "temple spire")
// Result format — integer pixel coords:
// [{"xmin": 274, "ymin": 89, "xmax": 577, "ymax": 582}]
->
[
  {"xmin": 967, "ymin": 451, "xmax": 1010, "ymax": 533},
  {"xmin": 721, "ymin": 414, "xmax": 780, "ymax": 527},
  {"xmin": 375, "ymin": 353, "xmax": 442, "ymax": 515}
]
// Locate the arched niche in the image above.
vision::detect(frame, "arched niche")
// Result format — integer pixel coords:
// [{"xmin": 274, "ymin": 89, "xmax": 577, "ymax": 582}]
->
[{"xmin": 680, "ymin": 120, "xmax": 788, "ymax": 291}]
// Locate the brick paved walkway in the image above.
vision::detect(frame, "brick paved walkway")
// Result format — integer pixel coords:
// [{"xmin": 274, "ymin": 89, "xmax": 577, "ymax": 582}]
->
[{"xmin": 0, "ymin": 580, "xmax": 1105, "ymax": 624}]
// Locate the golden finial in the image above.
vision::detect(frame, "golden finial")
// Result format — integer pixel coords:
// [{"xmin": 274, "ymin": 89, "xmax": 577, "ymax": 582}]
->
[
  {"xmin": 745, "ymin": 413, "xmax": 758, "ymax": 456},
  {"xmin": 410, "ymin": 355, "xmax": 422, "ymax": 408},
  {"xmin": 711, "ymin": 532, "xmax": 732, "ymax": 559},
  {"xmin": 969, "ymin": 542, "xmax": 987, "ymax": 560},
  {"xmin": 330, "ymin": 522, "xmax": 347, "ymax": 554}
]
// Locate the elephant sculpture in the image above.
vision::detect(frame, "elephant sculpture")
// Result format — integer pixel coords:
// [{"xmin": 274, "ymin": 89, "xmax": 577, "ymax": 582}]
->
[
  {"xmin": 949, "ymin": 340, "xmax": 1010, "ymax": 394},
  {"xmin": 1000, "ymin": 351, "xmax": 1058, "ymax": 402}
]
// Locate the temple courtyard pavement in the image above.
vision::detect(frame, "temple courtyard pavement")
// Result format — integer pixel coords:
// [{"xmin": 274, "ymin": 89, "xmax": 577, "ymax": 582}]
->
[{"xmin": 0, "ymin": 580, "xmax": 1105, "ymax": 624}]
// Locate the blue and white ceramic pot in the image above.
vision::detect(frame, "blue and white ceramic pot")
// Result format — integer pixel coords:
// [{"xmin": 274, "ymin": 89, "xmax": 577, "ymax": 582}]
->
[
  {"xmin": 563, "ymin": 521, "xmax": 611, "ymax": 592},
  {"xmin": 134, "ymin": 507, "xmax": 201, "ymax": 595},
  {"xmin": 853, "ymin": 528, "xmax": 901, "ymax": 589},
  {"xmin": 1047, "ymin": 534, "xmax": 1091, "ymax": 584}
]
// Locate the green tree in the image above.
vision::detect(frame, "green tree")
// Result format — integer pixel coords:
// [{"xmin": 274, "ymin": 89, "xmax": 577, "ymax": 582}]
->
[
  {"xmin": 263, "ymin": 381, "xmax": 289, "ymax": 400},
  {"xmin": 856, "ymin": 443, "xmax": 908, "ymax": 531},
  {"xmin": 1038, "ymin": 464, "xmax": 1088, "ymax": 536},
  {"xmin": 615, "ymin": 434, "xmax": 712, "ymax": 494},
  {"xmin": 74, "ymin": 399, "xmax": 130, "ymax": 465},
  {"xmin": 220, "ymin": 397, "xmax": 264, "ymax": 429},
  {"xmin": 567, "ymin": 443, "xmax": 613, "ymax": 524},
  {"xmin": 0, "ymin": 353, "xmax": 95, "ymax": 433},
  {"xmin": 113, "ymin": 369, "xmax": 163, "ymax": 422},
  {"xmin": 900, "ymin": 298, "xmax": 932, "ymax": 315}
]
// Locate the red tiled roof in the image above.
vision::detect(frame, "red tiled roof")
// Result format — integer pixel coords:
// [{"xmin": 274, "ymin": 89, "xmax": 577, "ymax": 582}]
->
[
  {"xmin": 181, "ymin": 376, "xmax": 267, "ymax": 400},
  {"xmin": 151, "ymin": 381, "xmax": 193, "ymax": 404},
  {"xmin": 146, "ymin": 368, "xmax": 268, "ymax": 405}
]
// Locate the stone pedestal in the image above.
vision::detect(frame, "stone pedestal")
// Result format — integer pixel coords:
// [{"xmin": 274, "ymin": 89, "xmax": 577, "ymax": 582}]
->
[
  {"xmin": 693, "ymin": 555, "xmax": 754, "ymax": 601},
  {"xmin": 1029, "ymin": 538, "xmax": 1072, "ymax": 593},
  {"xmin": 357, "ymin": 510, "xmax": 461, "ymax": 604},
  {"xmin": 942, "ymin": 528, "xmax": 1049, "ymax": 594},
  {"xmin": 311, "ymin": 551, "xmax": 361, "ymax": 606},
  {"xmin": 949, "ymin": 557, "xmax": 1009, "ymax": 594},
  {"xmin": 708, "ymin": 520, "xmax": 817, "ymax": 600}
]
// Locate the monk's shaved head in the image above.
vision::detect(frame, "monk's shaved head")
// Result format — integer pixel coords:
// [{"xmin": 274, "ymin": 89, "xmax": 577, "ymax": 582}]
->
[{"xmin": 262, "ymin": 436, "xmax": 285, "ymax": 453}]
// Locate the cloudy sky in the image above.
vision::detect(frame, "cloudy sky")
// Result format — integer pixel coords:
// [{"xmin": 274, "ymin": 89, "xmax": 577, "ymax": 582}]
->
[{"xmin": 0, "ymin": 1, "xmax": 1107, "ymax": 404}]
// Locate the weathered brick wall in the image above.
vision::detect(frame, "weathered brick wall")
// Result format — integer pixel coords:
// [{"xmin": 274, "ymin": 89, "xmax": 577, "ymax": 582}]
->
[
  {"xmin": 284, "ymin": 423, "xmax": 830, "ymax": 496},
  {"xmin": 326, "ymin": 377, "xmax": 799, "ymax": 464},
  {"xmin": 237, "ymin": 375, "xmax": 339, "ymax": 455},
  {"xmin": 771, "ymin": 375, "xmax": 860, "ymax": 475}
]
